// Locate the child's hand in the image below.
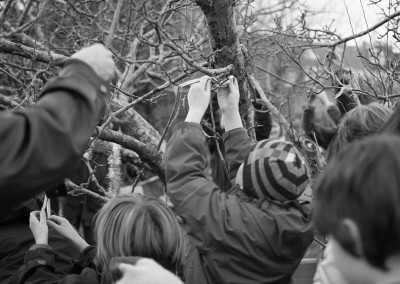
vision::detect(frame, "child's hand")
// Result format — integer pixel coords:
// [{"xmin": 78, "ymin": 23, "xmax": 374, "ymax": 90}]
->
[
  {"xmin": 217, "ymin": 75, "xmax": 240, "ymax": 114},
  {"xmin": 47, "ymin": 215, "xmax": 89, "ymax": 252},
  {"xmin": 71, "ymin": 43, "xmax": 115, "ymax": 81},
  {"xmin": 29, "ymin": 210, "xmax": 49, "ymax": 245},
  {"xmin": 217, "ymin": 76, "xmax": 242, "ymax": 131},
  {"xmin": 185, "ymin": 76, "xmax": 211, "ymax": 123}
]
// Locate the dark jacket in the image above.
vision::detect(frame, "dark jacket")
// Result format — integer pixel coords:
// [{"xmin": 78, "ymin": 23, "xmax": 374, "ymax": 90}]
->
[
  {"xmin": 165, "ymin": 122, "xmax": 314, "ymax": 284},
  {"xmin": 0, "ymin": 59, "xmax": 107, "ymax": 214},
  {"xmin": 302, "ymin": 93, "xmax": 358, "ymax": 153},
  {"xmin": 18, "ymin": 244, "xmax": 99, "ymax": 284},
  {"xmin": 303, "ymin": 104, "xmax": 341, "ymax": 149},
  {"xmin": 0, "ymin": 199, "xmax": 81, "ymax": 284}
]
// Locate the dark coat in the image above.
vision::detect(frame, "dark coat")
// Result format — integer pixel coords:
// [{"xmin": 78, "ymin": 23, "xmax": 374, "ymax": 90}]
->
[
  {"xmin": 0, "ymin": 59, "xmax": 107, "ymax": 214},
  {"xmin": 18, "ymin": 244, "xmax": 99, "ymax": 284},
  {"xmin": 0, "ymin": 199, "xmax": 81, "ymax": 283},
  {"xmin": 165, "ymin": 122, "xmax": 314, "ymax": 284}
]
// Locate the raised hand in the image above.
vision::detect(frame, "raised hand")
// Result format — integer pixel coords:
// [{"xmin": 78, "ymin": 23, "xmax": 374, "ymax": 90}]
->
[
  {"xmin": 47, "ymin": 215, "xmax": 89, "ymax": 252},
  {"xmin": 71, "ymin": 43, "xmax": 115, "ymax": 81},
  {"xmin": 216, "ymin": 76, "xmax": 242, "ymax": 131},
  {"xmin": 29, "ymin": 210, "xmax": 48, "ymax": 245},
  {"xmin": 185, "ymin": 75, "xmax": 211, "ymax": 123}
]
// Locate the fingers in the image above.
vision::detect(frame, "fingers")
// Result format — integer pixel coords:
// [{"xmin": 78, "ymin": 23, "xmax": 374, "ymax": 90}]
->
[
  {"xmin": 197, "ymin": 75, "xmax": 211, "ymax": 92},
  {"xmin": 46, "ymin": 219, "xmax": 61, "ymax": 230},
  {"xmin": 228, "ymin": 75, "xmax": 239, "ymax": 93},
  {"xmin": 71, "ymin": 44, "xmax": 116, "ymax": 81},
  {"xmin": 48, "ymin": 215, "xmax": 65, "ymax": 224}
]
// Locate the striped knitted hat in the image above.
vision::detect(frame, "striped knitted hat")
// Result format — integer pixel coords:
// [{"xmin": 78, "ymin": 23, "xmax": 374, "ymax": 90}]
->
[{"xmin": 242, "ymin": 139, "xmax": 309, "ymax": 202}]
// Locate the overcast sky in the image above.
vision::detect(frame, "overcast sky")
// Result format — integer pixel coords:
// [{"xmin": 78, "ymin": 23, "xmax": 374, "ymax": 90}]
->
[
  {"xmin": 256, "ymin": 0, "xmax": 394, "ymax": 45},
  {"xmin": 305, "ymin": 0, "xmax": 391, "ymax": 38},
  {"xmin": 304, "ymin": 0, "xmax": 396, "ymax": 45}
]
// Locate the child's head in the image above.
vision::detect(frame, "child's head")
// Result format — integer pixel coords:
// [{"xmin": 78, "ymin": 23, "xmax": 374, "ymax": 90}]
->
[
  {"xmin": 336, "ymin": 102, "xmax": 392, "ymax": 148},
  {"xmin": 94, "ymin": 194, "xmax": 185, "ymax": 283},
  {"xmin": 314, "ymin": 135, "xmax": 400, "ymax": 283},
  {"xmin": 235, "ymin": 139, "xmax": 309, "ymax": 202}
]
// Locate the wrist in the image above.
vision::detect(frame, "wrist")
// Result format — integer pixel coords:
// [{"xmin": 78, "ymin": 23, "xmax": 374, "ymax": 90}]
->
[
  {"xmin": 221, "ymin": 111, "xmax": 243, "ymax": 132},
  {"xmin": 35, "ymin": 238, "xmax": 48, "ymax": 245},
  {"xmin": 185, "ymin": 109, "xmax": 205, "ymax": 123},
  {"xmin": 74, "ymin": 238, "xmax": 90, "ymax": 252}
]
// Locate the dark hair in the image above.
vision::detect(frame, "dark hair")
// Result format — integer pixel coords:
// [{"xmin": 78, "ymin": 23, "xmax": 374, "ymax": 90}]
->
[{"xmin": 314, "ymin": 134, "xmax": 400, "ymax": 269}]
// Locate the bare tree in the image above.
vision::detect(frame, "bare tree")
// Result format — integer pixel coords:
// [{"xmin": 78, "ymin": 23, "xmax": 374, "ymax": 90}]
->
[{"xmin": 1, "ymin": 0, "xmax": 400, "ymax": 199}]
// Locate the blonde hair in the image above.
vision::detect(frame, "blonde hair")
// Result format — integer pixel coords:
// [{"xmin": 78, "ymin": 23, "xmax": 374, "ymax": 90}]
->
[
  {"xmin": 337, "ymin": 102, "xmax": 392, "ymax": 147},
  {"xmin": 94, "ymin": 194, "xmax": 185, "ymax": 283}
]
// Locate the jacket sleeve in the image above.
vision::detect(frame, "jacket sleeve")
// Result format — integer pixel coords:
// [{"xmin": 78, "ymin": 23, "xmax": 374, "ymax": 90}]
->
[
  {"xmin": 222, "ymin": 127, "xmax": 253, "ymax": 180},
  {"xmin": 19, "ymin": 245, "xmax": 97, "ymax": 284},
  {"xmin": 302, "ymin": 105, "xmax": 316, "ymax": 139},
  {"xmin": 336, "ymin": 92, "xmax": 358, "ymax": 115},
  {"xmin": 302, "ymin": 105, "xmax": 339, "ymax": 149},
  {"xmin": 165, "ymin": 122, "xmax": 254, "ymax": 248},
  {"xmin": 326, "ymin": 104, "xmax": 342, "ymax": 125},
  {"xmin": 0, "ymin": 59, "xmax": 107, "ymax": 214}
]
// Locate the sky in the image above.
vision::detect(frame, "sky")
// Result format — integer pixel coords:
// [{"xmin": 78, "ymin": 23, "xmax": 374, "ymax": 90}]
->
[
  {"xmin": 305, "ymin": 0, "xmax": 391, "ymax": 41},
  {"xmin": 256, "ymin": 0, "xmax": 395, "ymax": 45}
]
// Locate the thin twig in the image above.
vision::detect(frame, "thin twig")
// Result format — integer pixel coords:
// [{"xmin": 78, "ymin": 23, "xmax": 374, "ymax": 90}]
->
[{"xmin": 106, "ymin": 0, "xmax": 125, "ymax": 48}]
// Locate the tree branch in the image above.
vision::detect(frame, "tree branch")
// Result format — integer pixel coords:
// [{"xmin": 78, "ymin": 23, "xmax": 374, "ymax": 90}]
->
[
  {"xmin": 97, "ymin": 127, "xmax": 165, "ymax": 183},
  {"xmin": 106, "ymin": 0, "xmax": 124, "ymax": 48},
  {"xmin": 164, "ymin": 41, "xmax": 233, "ymax": 76},
  {"xmin": 0, "ymin": 0, "xmax": 13, "ymax": 27},
  {"xmin": 0, "ymin": 93, "xmax": 18, "ymax": 108},
  {"xmin": 0, "ymin": 38, "xmax": 68, "ymax": 66},
  {"xmin": 65, "ymin": 179, "xmax": 109, "ymax": 203},
  {"xmin": 328, "ymin": 10, "xmax": 400, "ymax": 47}
]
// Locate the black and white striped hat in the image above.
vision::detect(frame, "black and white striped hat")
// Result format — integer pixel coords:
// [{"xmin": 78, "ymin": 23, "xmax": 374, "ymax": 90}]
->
[{"xmin": 242, "ymin": 139, "xmax": 309, "ymax": 202}]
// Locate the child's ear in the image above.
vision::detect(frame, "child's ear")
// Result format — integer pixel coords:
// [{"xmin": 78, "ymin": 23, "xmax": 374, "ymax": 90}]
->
[{"xmin": 336, "ymin": 218, "xmax": 364, "ymax": 258}]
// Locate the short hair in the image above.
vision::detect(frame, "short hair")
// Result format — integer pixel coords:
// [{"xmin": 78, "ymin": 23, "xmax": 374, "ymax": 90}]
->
[
  {"xmin": 336, "ymin": 102, "xmax": 392, "ymax": 147},
  {"xmin": 314, "ymin": 134, "xmax": 400, "ymax": 269},
  {"xmin": 94, "ymin": 194, "xmax": 185, "ymax": 282}
]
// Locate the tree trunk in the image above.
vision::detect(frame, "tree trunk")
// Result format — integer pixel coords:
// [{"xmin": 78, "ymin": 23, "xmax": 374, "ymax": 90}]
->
[{"xmin": 195, "ymin": 0, "xmax": 255, "ymax": 137}]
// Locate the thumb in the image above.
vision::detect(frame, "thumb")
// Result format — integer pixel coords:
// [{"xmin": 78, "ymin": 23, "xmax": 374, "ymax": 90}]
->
[
  {"xmin": 205, "ymin": 77, "xmax": 211, "ymax": 93},
  {"xmin": 46, "ymin": 219, "xmax": 60, "ymax": 229},
  {"xmin": 29, "ymin": 211, "xmax": 39, "ymax": 224},
  {"xmin": 228, "ymin": 76, "xmax": 238, "ymax": 93},
  {"xmin": 198, "ymin": 76, "xmax": 211, "ymax": 92}
]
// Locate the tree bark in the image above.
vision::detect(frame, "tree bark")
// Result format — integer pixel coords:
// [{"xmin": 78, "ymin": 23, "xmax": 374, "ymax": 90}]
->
[
  {"xmin": 195, "ymin": 0, "xmax": 255, "ymax": 137},
  {"xmin": 98, "ymin": 127, "xmax": 165, "ymax": 183},
  {"xmin": 111, "ymin": 97, "xmax": 164, "ymax": 151}
]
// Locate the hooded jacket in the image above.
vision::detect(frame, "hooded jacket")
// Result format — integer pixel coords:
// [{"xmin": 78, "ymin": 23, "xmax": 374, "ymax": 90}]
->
[{"xmin": 165, "ymin": 122, "xmax": 314, "ymax": 284}]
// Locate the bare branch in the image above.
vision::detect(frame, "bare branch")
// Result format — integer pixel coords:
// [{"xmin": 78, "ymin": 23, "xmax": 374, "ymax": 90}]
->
[
  {"xmin": 0, "ymin": 0, "xmax": 13, "ymax": 27},
  {"xmin": 0, "ymin": 38, "xmax": 68, "ymax": 66},
  {"xmin": 65, "ymin": 179, "xmax": 109, "ymax": 203},
  {"xmin": 106, "ymin": 0, "xmax": 124, "ymax": 48},
  {"xmin": 164, "ymin": 41, "xmax": 233, "ymax": 76},
  {"xmin": 97, "ymin": 127, "xmax": 165, "ymax": 183},
  {"xmin": 328, "ymin": 10, "xmax": 400, "ymax": 47}
]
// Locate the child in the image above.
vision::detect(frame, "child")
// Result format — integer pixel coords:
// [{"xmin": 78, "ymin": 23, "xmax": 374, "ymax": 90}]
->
[
  {"xmin": 21, "ymin": 194, "xmax": 185, "ymax": 284},
  {"xmin": 313, "ymin": 134, "xmax": 400, "ymax": 284},
  {"xmin": 165, "ymin": 76, "xmax": 313, "ymax": 284}
]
